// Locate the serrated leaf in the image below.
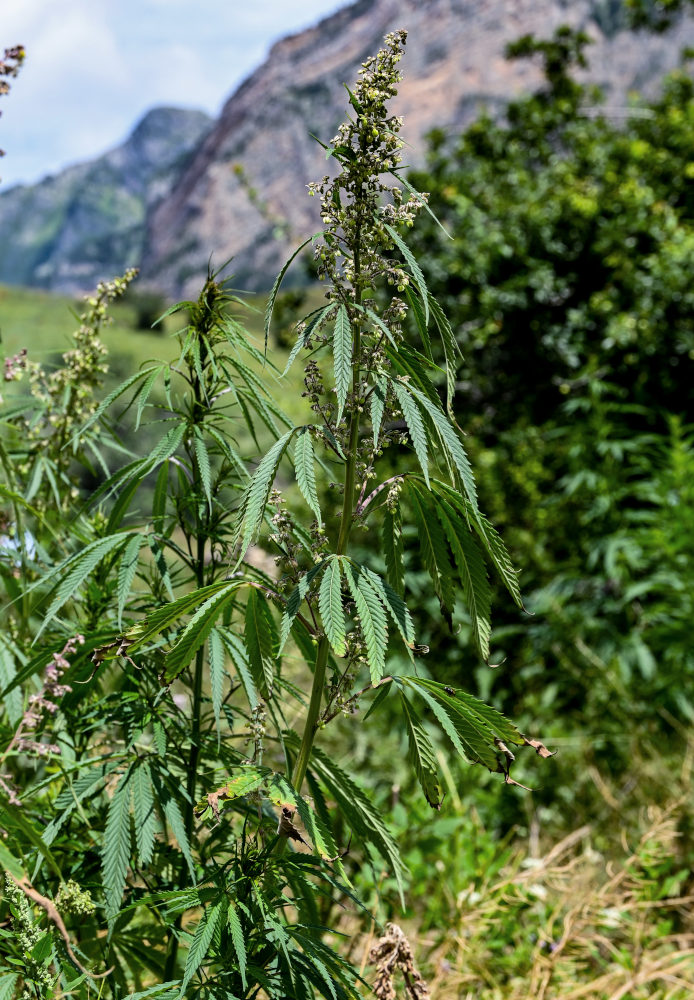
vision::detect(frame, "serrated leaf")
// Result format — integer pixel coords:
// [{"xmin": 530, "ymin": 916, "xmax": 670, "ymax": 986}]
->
[
  {"xmin": 408, "ymin": 485, "xmax": 455, "ymax": 616},
  {"xmin": 360, "ymin": 565, "xmax": 414, "ymax": 648},
  {"xmin": 407, "ymin": 384, "xmax": 478, "ymax": 511},
  {"xmin": 294, "ymin": 428, "xmax": 322, "ymax": 527},
  {"xmin": 432, "ymin": 480, "xmax": 523, "ymax": 609},
  {"xmin": 119, "ymin": 580, "xmax": 236, "ymax": 655},
  {"xmin": 208, "ymin": 627, "xmax": 226, "ymax": 743},
  {"xmin": 318, "ymin": 558, "xmax": 345, "ymax": 656},
  {"xmin": 0, "ymin": 975, "xmax": 18, "ymax": 1000},
  {"xmin": 434, "ymin": 496, "xmax": 491, "ymax": 659},
  {"xmin": 193, "ymin": 428, "xmax": 213, "ymax": 512},
  {"xmin": 383, "ymin": 222, "xmax": 429, "ymax": 325},
  {"xmin": 382, "ymin": 503, "xmax": 404, "ymax": 596},
  {"xmin": 391, "ymin": 380, "xmax": 429, "ymax": 486},
  {"xmin": 290, "ymin": 740, "xmax": 406, "ymax": 903},
  {"xmin": 400, "ymin": 693, "xmax": 443, "ymax": 809},
  {"xmin": 343, "ymin": 561, "xmax": 387, "ymax": 684},
  {"xmin": 35, "ymin": 533, "xmax": 135, "ymax": 638},
  {"xmin": 370, "ymin": 376, "xmax": 388, "ymax": 449},
  {"xmin": 279, "ymin": 561, "xmax": 326, "ymax": 653},
  {"xmin": 134, "ymin": 365, "xmax": 165, "ymax": 431},
  {"xmin": 132, "ymin": 761, "xmax": 156, "ymax": 868},
  {"xmin": 179, "ymin": 899, "xmax": 224, "ymax": 995},
  {"xmin": 102, "ymin": 769, "xmax": 132, "ymax": 929},
  {"xmin": 227, "ymin": 902, "xmax": 247, "ymax": 988},
  {"xmin": 165, "ymin": 581, "xmax": 243, "ymax": 682},
  {"xmin": 233, "ymin": 429, "xmax": 295, "ymax": 562},
  {"xmin": 428, "ymin": 293, "xmax": 461, "ymax": 413},
  {"xmin": 244, "ymin": 587, "xmax": 277, "ymax": 699},
  {"xmin": 157, "ymin": 781, "xmax": 195, "ymax": 879},
  {"xmin": 264, "ymin": 235, "xmax": 316, "ymax": 354},
  {"xmin": 404, "ymin": 285, "xmax": 433, "ymax": 359},
  {"xmin": 117, "ymin": 534, "xmax": 144, "ymax": 628},
  {"xmin": 72, "ymin": 366, "xmax": 162, "ymax": 444},
  {"xmin": 401, "ymin": 679, "xmax": 495, "ymax": 770},
  {"xmin": 333, "ymin": 305, "xmax": 352, "ymax": 427},
  {"xmin": 218, "ymin": 628, "xmax": 258, "ymax": 709},
  {"xmin": 282, "ymin": 305, "xmax": 333, "ymax": 377}
]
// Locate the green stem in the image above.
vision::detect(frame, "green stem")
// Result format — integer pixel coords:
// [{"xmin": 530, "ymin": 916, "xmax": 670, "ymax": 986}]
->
[
  {"xmin": 292, "ymin": 239, "xmax": 364, "ymax": 796},
  {"xmin": 164, "ymin": 371, "xmax": 208, "ymax": 980}
]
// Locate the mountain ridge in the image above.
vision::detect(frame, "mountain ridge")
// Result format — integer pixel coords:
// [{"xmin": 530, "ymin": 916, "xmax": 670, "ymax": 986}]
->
[{"xmin": 2, "ymin": 0, "xmax": 694, "ymax": 296}]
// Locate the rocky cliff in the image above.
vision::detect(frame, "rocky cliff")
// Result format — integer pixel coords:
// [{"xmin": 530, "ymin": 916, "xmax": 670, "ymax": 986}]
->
[
  {"xmin": 140, "ymin": 0, "xmax": 694, "ymax": 297},
  {"xmin": 0, "ymin": 107, "xmax": 211, "ymax": 292},
  {"xmin": 3, "ymin": 0, "xmax": 694, "ymax": 296}
]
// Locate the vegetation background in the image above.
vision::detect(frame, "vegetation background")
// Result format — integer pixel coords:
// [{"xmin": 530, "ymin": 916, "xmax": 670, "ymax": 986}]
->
[{"xmin": 2, "ymin": 3, "xmax": 694, "ymax": 997}]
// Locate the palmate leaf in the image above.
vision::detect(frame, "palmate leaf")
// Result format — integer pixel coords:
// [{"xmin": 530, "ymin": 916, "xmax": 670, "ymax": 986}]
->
[
  {"xmin": 71, "ymin": 365, "xmax": 163, "ymax": 443},
  {"xmin": 164, "ymin": 581, "xmax": 245, "ymax": 682},
  {"xmin": 343, "ymin": 561, "xmax": 387, "ymax": 684},
  {"xmin": 114, "ymin": 580, "xmax": 236, "ymax": 656},
  {"xmin": 102, "ymin": 768, "xmax": 132, "ymax": 929},
  {"xmin": 318, "ymin": 557, "xmax": 346, "ymax": 656},
  {"xmin": 294, "ymin": 427, "xmax": 322, "ymax": 527},
  {"xmin": 401, "ymin": 679, "xmax": 498, "ymax": 771},
  {"xmin": 233, "ymin": 428, "xmax": 295, "ymax": 563},
  {"xmin": 244, "ymin": 587, "xmax": 277, "ymax": 699},
  {"xmin": 402, "ymin": 677, "xmax": 546, "ymax": 781},
  {"xmin": 333, "ymin": 304, "xmax": 352, "ymax": 427},
  {"xmin": 179, "ymin": 898, "xmax": 224, "ymax": 996},
  {"xmin": 433, "ymin": 493, "xmax": 492, "ymax": 660},
  {"xmin": 391, "ymin": 379, "xmax": 429, "ymax": 486},
  {"xmin": 399, "ymin": 692, "xmax": 443, "ymax": 809}
]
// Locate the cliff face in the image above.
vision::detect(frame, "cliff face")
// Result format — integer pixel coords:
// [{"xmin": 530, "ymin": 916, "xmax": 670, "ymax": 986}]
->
[
  {"xmin": 3, "ymin": 0, "xmax": 694, "ymax": 296},
  {"xmin": 141, "ymin": 0, "xmax": 694, "ymax": 297},
  {"xmin": 0, "ymin": 107, "xmax": 211, "ymax": 293}
]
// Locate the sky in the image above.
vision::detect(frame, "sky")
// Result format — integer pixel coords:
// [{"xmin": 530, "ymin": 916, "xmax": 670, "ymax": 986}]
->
[{"xmin": 0, "ymin": 0, "xmax": 349, "ymax": 189}]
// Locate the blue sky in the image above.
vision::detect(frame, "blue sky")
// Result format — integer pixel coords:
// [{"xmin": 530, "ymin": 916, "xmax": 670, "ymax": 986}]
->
[{"xmin": 0, "ymin": 0, "xmax": 349, "ymax": 189}]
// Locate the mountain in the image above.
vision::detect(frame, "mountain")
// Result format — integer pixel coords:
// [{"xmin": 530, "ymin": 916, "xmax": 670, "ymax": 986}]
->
[
  {"xmin": 0, "ymin": 107, "xmax": 212, "ymax": 293},
  {"xmin": 3, "ymin": 0, "xmax": 694, "ymax": 296},
  {"xmin": 141, "ymin": 0, "xmax": 694, "ymax": 296}
]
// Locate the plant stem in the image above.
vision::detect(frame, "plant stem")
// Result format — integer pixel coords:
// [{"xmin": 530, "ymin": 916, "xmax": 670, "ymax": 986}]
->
[{"xmin": 292, "ymin": 236, "xmax": 363, "ymax": 796}]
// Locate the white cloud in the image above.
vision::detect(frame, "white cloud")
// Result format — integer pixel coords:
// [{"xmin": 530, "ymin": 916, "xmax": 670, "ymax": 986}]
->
[{"xmin": 0, "ymin": 0, "xmax": 348, "ymax": 187}]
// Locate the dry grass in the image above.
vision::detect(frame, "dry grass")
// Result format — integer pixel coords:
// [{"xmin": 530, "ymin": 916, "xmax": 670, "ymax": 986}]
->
[{"xmin": 401, "ymin": 801, "xmax": 694, "ymax": 999}]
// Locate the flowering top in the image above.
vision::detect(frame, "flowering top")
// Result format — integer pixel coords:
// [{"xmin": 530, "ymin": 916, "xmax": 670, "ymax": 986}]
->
[{"xmin": 307, "ymin": 30, "xmax": 428, "ymax": 303}]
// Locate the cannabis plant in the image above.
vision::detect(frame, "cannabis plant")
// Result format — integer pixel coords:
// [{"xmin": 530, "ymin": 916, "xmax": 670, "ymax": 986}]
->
[{"xmin": 0, "ymin": 31, "xmax": 550, "ymax": 998}]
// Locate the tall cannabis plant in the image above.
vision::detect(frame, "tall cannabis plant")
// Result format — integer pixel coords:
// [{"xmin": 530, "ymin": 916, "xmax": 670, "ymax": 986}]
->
[{"xmin": 0, "ymin": 31, "xmax": 550, "ymax": 999}]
